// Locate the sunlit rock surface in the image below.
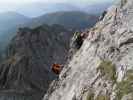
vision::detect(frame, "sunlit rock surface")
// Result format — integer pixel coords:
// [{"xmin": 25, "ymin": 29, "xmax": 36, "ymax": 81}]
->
[{"xmin": 44, "ymin": 0, "xmax": 133, "ymax": 100}]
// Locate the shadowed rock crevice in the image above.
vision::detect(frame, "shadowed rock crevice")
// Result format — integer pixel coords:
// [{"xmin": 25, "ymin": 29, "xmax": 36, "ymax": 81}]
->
[{"xmin": 119, "ymin": 38, "xmax": 133, "ymax": 47}]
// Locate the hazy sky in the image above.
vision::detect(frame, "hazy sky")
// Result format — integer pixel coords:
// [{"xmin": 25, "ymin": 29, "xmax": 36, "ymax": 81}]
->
[
  {"xmin": 0, "ymin": 0, "xmax": 115, "ymax": 17},
  {"xmin": 0, "ymin": 0, "xmax": 114, "ymax": 5}
]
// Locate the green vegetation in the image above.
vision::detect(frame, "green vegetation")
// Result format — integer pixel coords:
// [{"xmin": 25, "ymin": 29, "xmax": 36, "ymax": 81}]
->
[
  {"xmin": 97, "ymin": 60, "xmax": 117, "ymax": 82},
  {"xmin": 84, "ymin": 60, "xmax": 116, "ymax": 100},
  {"xmin": 86, "ymin": 92, "xmax": 110, "ymax": 100},
  {"xmin": 96, "ymin": 61, "xmax": 133, "ymax": 99},
  {"xmin": 86, "ymin": 92, "xmax": 94, "ymax": 100},
  {"xmin": 116, "ymin": 69, "xmax": 133, "ymax": 100},
  {"xmin": 96, "ymin": 95, "xmax": 110, "ymax": 100}
]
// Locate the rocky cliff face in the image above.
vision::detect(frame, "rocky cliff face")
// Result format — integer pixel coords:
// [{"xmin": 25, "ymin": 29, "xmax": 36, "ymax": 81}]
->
[
  {"xmin": 44, "ymin": 0, "xmax": 133, "ymax": 100},
  {"xmin": 0, "ymin": 24, "xmax": 72, "ymax": 100}
]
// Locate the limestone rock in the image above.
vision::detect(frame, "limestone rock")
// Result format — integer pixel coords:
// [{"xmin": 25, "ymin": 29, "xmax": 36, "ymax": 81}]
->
[{"xmin": 44, "ymin": 0, "xmax": 133, "ymax": 100}]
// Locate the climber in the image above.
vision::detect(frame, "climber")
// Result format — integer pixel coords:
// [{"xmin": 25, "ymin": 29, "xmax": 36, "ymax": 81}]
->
[
  {"xmin": 99, "ymin": 10, "xmax": 107, "ymax": 21},
  {"xmin": 73, "ymin": 32, "xmax": 87, "ymax": 49},
  {"xmin": 52, "ymin": 63, "xmax": 62, "ymax": 75}
]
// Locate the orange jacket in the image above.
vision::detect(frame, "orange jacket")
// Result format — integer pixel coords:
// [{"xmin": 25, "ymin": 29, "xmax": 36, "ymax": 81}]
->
[{"xmin": 52, "ymin": 64, "xmax": 62, "ymax": 75}]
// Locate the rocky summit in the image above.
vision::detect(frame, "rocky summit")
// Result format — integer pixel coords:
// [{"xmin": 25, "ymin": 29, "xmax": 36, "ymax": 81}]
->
[
  {"xmin": 0, "ymin": 24, "xmax": 72, "ymax": 100},
  {"xmin": 44, "ymin": 0, "xmax": 133, "ymax": 100}
]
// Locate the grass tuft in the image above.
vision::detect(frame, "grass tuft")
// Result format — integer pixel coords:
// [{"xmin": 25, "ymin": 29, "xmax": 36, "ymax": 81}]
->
[
  {"xmin": 116, "ymin": 69, "xmax": 133, "ymax": 100},
  {"xmin": 97, "ymin": 60, "xmax": 117, "ymax": 82},
  {"xmin": 96, "ymin": 95, "xmax": 110, "ymax": 100}
]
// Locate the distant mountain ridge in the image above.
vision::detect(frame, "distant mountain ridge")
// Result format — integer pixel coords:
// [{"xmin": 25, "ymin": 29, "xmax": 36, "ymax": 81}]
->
[
  {"xmin": 0, "ymin": 11, "xmax": 30, "ymax": 31},
  {"xmin": 24, "ymin": 11, "xmax": 99, "ymax": 30},
  {"xmin": 14, "ymin": 2, "xmax": 113, "ymax": 17},
  {"xmin": 0, "ymin": 11, "xmax": 30, "ymax": 39},
  {"xmin": 0, "ymin": 11, "xmax": 31, "ymax": 58},
  {"xmin": 15, "ymin": 3, "xmax": 81, "ymax": 17}
]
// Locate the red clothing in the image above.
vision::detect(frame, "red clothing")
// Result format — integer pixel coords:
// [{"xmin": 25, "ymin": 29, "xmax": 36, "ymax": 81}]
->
[{"xmin": 52, "ymin": 64, "xmax": 62, "ymax": 75}]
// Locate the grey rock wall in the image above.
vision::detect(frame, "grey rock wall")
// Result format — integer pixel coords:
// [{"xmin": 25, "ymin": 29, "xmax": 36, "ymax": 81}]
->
[{"xmin": 44, "ymin": 0, "xmax": 133, "ymax": 100}]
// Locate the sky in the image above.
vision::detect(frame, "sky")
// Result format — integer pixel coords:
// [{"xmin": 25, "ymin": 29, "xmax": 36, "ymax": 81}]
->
[
  {"xmin": 0, "ymin": 0, "xmax": 114, "ymax": 5},
  {"xmin": 0, "ymin": 0, "xmax": 115, "ymax": 17}
]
